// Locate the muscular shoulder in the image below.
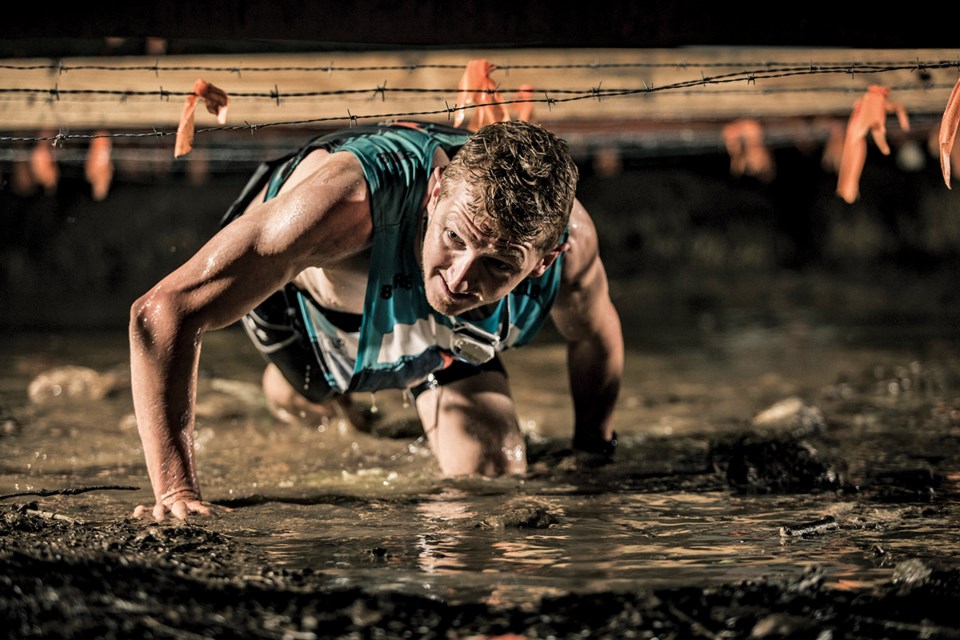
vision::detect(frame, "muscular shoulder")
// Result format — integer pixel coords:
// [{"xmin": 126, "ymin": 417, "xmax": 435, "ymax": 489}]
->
[
  {"xmin": 285, "ymin": 149, "xmax": 367, "ymax": 199},
  {"xmin": 560, "ymin": 199, "xmax": 602, "ymax": 287},
  {"xmin": 247, "ymin": 150, "xmax": 373, "ymax": 268}
]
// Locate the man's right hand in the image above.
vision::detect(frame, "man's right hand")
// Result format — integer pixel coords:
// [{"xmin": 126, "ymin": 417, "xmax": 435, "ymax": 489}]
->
[{"xmin": 133, "ymin": 490, "xmax": 217, "ymax": 522}]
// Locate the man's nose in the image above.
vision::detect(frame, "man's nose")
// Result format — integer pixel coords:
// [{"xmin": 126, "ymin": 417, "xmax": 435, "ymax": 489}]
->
[{"xmin": 445, "ymin": 253, "xmax": 475, "ymax": 293}]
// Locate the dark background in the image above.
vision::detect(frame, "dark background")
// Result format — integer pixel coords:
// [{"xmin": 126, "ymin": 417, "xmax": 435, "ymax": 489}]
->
[{"xmin": 0, "ymin": 2, "xmax": 949, "ymax": 53}]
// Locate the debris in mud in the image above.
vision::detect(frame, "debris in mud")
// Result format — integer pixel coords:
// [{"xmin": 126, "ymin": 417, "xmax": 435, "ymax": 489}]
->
[
  {"xmin": 864, "ymin": 467, "xmax": 944, "ymax": 503},
  {"xmin": 779, "ymin": 515, "xmax": 839, "ymax": 537},
  {"xmin": 473, "ymin": 504, "xmax": 560, "ymax": 530},
  {"xmin": 366, "ymin": 546, "xmax": 392, "ymax": 561},
  {"xmin": 711, "ymin": 435, "xmax": 844, "ymax": 494}
]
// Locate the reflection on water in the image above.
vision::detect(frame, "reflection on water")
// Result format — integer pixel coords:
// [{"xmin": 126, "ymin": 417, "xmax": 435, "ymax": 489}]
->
[{"xmin": 1, "ymin": 272, "xmax": 959, "ymax": 608}]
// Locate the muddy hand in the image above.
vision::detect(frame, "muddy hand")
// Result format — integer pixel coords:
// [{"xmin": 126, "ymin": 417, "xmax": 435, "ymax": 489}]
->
[{"xmin": 133, "ymin": 489, "xmax": 217, "ymax": 522}]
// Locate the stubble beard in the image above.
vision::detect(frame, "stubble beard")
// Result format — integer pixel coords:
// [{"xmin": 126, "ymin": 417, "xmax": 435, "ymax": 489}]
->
[{"xmin": 424, "ymin": 272, "xmax": 480, "ymax": 316}]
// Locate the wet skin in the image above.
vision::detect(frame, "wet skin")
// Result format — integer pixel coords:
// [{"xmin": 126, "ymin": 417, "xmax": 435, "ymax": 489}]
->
[
  {"xmin": 130, "ymin": 147, "xmax": 623, "ymax": 521},
  {"xmin": 420, "ymin": 174, "xmax": 563, "ymax": 318}
]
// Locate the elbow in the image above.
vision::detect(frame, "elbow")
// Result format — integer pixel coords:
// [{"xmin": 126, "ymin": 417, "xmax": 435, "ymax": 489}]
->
[
  {"xmin": 129, "ymin": 288, "xmax": 192, "ymax": 354},
  {"xmin": 130, "ymin": 290, "xmax": 162, "ymax": 354}
]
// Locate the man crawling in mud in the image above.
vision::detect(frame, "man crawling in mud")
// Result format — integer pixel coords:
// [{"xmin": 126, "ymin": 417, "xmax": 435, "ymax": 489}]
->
[{"xmin": 129, "ymin": 119, "xmax": 623, "ymax": 521}]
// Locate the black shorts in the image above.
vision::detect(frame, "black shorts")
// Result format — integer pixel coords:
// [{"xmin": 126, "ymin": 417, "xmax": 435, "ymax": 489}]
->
[
  {"xmin": 408, "ymin": 354, "xmax": 506, "ymax": 399},
  {"xmin": 241, "ymin": 284, "xmax": 505, "ymax": 403}
]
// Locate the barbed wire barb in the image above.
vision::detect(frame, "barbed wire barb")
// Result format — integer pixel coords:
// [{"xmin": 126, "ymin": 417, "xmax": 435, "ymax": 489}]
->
[{"xmin": 592, "ymin": 82, "xmax": 603, "ymax": 102}]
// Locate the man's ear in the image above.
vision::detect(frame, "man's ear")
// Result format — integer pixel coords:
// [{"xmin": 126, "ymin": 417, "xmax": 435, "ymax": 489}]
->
[
  {"xmin": 529, "ymin": 241, "xmax": 570, "ymax": 278},
  {"xmin": 426, "ymin": 166, "xmax": 444, "ymax": 213}
]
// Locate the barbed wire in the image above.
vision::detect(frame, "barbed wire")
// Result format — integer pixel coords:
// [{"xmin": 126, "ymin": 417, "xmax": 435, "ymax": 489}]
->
[
  {"xmin": 1, "ymin": 58, "xmax": 958, "ymax": 74},
  {"xmin": 1, "ymin": 81, "xmax": 955, "ymax": 104},
  {"xmin": 0, "ymin": 58, "xmax": 956, "ymax": 146},
  {"xmin": 3, "ymin": 60, "xmax": 956, "ymax": 101}
]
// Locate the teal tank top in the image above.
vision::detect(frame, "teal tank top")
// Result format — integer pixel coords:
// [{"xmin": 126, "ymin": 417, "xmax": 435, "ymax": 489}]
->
[{"xmin": 257, "ymin": 121, "xmax": 564, "ymax": 393}]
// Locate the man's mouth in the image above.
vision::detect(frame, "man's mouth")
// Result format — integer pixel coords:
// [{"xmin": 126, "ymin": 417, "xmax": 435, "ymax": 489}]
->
[
  {"xmin": 440, "ymin": 275, "xmax": 474, "ymax": 300},
  {"xmin": 428, "ymin": 275, "xmax": 483, "ymax": 315}
]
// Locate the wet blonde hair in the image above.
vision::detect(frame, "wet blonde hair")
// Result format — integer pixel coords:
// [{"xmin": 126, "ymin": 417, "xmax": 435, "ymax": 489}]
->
[{"xmin": 439, "ymin": 121, "xmax": 579, "ymax": 251}]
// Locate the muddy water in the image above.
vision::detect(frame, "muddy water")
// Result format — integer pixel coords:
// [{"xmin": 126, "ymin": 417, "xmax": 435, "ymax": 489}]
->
[{"xmin": 1, "ymin": 270, "xmax": 958, "ymax": 612}]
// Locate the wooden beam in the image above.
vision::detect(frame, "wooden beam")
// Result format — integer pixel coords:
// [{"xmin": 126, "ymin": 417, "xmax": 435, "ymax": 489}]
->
[{"xmin": 1, "ymin": 48, "xmax": 957, "ymax": 139}]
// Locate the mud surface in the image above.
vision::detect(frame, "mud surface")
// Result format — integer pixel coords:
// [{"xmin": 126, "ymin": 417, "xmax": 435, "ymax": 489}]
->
[
  {"xmin": 3, "ymin": 270, "xmax": 960, "ymax": 638},
  {"xmin": 3, "ymin": 417, "xmax": 960, "ymax": 639},
  {"xmin": 2, "ymin": 459, "xmax": 959, "ymax": 639}
]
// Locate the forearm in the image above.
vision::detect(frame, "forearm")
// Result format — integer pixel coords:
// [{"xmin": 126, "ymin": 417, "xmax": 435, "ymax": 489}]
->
[
  {"xmin": 551, "ymin": 202, "xmax": 623, "ymax": 454},
  {"xmin": 130, "ymin": 303, "xmax": 204, "ymax": 503},
  {"xmin": 568, "ymin": 315, "xmax": 623, "ymax": 449}
]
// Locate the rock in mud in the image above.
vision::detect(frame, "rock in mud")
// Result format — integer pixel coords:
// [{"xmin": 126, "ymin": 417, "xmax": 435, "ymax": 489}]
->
[
  {"xmin": 473, "ymin": 504, "xmax": 560, "ymax": 529},
  {"xmin": 27, "ymin": 365, "xmax": 128, "ymax": 404},
  {"xmin": 713, "ymin": 435, "xmax": 844, "ymax": 494},
  {"xmin": 751, "ymin": 396, "xmax": 825, "ymax": 437}
]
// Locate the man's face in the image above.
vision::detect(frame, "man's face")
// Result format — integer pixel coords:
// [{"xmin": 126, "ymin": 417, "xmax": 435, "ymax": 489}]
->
[{"xmin": 421, "ymin": 176, "xmax": 558, "ymax": 316}]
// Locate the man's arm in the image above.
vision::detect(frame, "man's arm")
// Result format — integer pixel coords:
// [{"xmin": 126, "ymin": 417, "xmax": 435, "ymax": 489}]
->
[
  {"xmin": 130, "ymin": 151, "xmax": 370, "ymax": 521},
  {"xmin": 549, "ymin": 199, "xmax": 624, "ymax": 456}
]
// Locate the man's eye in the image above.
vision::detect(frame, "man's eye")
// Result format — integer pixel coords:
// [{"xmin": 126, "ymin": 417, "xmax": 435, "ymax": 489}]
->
[
  {"xmin": 445, "ymin": 230, "xmax": 463, "ymax": 244},
  {"xmin": 490, "ymin": 260, "xmax": 517, "ymax": 275}
]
